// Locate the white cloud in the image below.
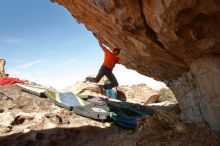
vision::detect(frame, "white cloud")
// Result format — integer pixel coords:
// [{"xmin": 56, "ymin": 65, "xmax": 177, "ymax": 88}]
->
[
  {"xmin": 55, "ymin": 40, "xmax": 78, "ymax": 50},
  {"xmin": 114, "ymin": 65, "xmax": 167, "ymax": 91},
  {"xmin": 3, "ymin": 38, "xmax": 21, "ymax": 44},
  {"xmin": 7, "ymin": 67, "xmax": 86, "ymax": 90},
  {"xmin": 41, "ymin": 51, "xmax": 55, "ymax": 57},
  {"xmin": 37, "ymin": 77, "xmax": 80, "ymax": 90},
  {"xmin": 18, "ymin": 59, "xmax": 48, "ymax": 69},
  {"xmin": 7, "ymin": 62, "xmax": 166, "ymax": 91},
  {"xmin": 34, "ymin": 70, "xmax": 47, "ymax": 76},
  {"xmin": 8, "ymin": 58, "xmax": 24, "ymax": 63},
  {"xmin": 7, "ymin": 68, "xmax": 21, "ymax": 76},
  {"xmin": 62, "ymin": 59, "xmax": 78, "ymax": 64},
  {"xmin": 7, "ymin": 69, "xmax": 49, "ymax": 85}
]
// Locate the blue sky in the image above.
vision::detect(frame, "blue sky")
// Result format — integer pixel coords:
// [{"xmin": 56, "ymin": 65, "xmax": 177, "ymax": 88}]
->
[{"xmin": 0, "ymin": 0, "xmax": 166, "ymax": 90}]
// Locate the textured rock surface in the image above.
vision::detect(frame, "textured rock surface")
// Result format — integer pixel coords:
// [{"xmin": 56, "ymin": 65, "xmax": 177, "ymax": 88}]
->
[
  {"xmin": 0, "ymin": 59, "xmax": 7, "ymax": 78},
  {"xmin": 118, "ymin": 84, "xmax": 160, "ymax": 105},
  {"xmin": 51, "ymin": 0, "xmax": 220, "ymax": 130},
  {"xmin": 63, "ymin": 80, "xmax": 160, "ymax": 105},
  {"xmin": 169, "ymin": 56, "xmax": 220, "ymax": 131},
  {"xmin": 0, "ymin": 85, "xmax": 219, "ymax": 145}
]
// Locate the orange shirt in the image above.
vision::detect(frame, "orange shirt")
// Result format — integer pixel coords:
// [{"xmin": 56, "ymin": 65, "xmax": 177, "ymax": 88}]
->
[{"xmin": 102, "ymin": 48, "xmax": 120, "ymax": 69}]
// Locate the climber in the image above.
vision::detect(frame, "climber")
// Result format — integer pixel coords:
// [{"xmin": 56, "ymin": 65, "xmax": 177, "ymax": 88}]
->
[{"xmin": 86, "ymin": 35, "xmax": 120, "ymax": 93}]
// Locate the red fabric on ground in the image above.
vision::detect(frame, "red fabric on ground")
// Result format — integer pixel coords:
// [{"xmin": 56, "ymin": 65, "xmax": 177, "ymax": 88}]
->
[{"xmin": 0, "ymin": 77, "xmax": 24, "ymax": 86}]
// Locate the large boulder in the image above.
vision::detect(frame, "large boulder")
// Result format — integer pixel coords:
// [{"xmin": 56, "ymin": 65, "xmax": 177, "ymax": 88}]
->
[
  {"xmin": 52, "ymin": 0, "xmax": 220, "ymax": 131},
  {"xmin": 118, "ymin": 84, "xmax": 159, "ymax": 105}
]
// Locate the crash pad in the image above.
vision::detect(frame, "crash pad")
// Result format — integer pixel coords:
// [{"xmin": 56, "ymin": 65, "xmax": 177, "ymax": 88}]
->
[
  {"xmin": 45, "ymin": 90, "xmax": 110, "ymax": 120},
  {"xmin": 110, "ymin": 112, "xmax": 137, "ymax": 129},
  {"xmin": 16, "ymin": 83, "xmax": 47, "ymax": 97},
  {"xmin": 72, "ymin": 104, "xmax": 110, "ymax": 120},
  {"xmin": 17, "ymin": 85, "xmax": 152, "ymax": 125},
  {"xmin": 44, "ymin": 90, "xmax": 86, "ymax": 110}
]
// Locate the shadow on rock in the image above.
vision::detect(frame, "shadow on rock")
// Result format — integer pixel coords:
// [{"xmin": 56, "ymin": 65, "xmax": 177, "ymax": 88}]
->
[{"xmin": 0, "ymin": 125, "xmax": 126, "ymax": 146}]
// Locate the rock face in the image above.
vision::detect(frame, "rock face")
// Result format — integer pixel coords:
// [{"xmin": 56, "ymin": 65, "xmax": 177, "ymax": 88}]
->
[
  {"xmin": 169, "ymin": 57, "xmax": 220, "ymax": 131},
  {"xmin": 118, "ymin": 84, "xmax": 160, "ymax": 105},
  {"xmin": 0, "ymin": 59, "xmax": 7, "ymax": 78},
  {"xmin": 63, "ymin": 80, "xmax": 160, "ymax": 105},
  {"xmin": 51, "ymin": 0, "xmax": 220, "ymax": 131}
]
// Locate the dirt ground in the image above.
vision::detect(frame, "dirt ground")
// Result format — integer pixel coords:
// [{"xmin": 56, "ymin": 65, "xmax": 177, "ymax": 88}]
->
[{"xmin": 0, "ymin": 85, "xmax": 219, "ymax": 146}]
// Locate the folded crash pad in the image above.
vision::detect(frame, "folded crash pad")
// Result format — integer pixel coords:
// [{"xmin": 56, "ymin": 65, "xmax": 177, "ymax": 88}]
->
[
  {"xmin": 72, "ymin": 103, "xmax": 110, "ymax": 120},
  {"xmin": 44, "ymin": 90, "xmax": 110, "ymax": 120},
  {"xmin": 44, "ymin": 90, "xmax": 86, "ymax": 110},
  {"xmin": 110, "ymin": 112, "xmax": 137, "ymax": 129},
  {"xmin": 16, "ymin": 83, "xmax": 47, "ymax": 97},
  {"xmin": 80, "ymin": 95, "xmax": 152, "ymax": 127}
]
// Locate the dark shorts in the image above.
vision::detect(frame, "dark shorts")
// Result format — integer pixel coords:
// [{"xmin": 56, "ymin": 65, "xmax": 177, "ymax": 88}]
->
[{"xmin": 96, "ymin": 65, "xmax": 119, "ymax": 89}]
